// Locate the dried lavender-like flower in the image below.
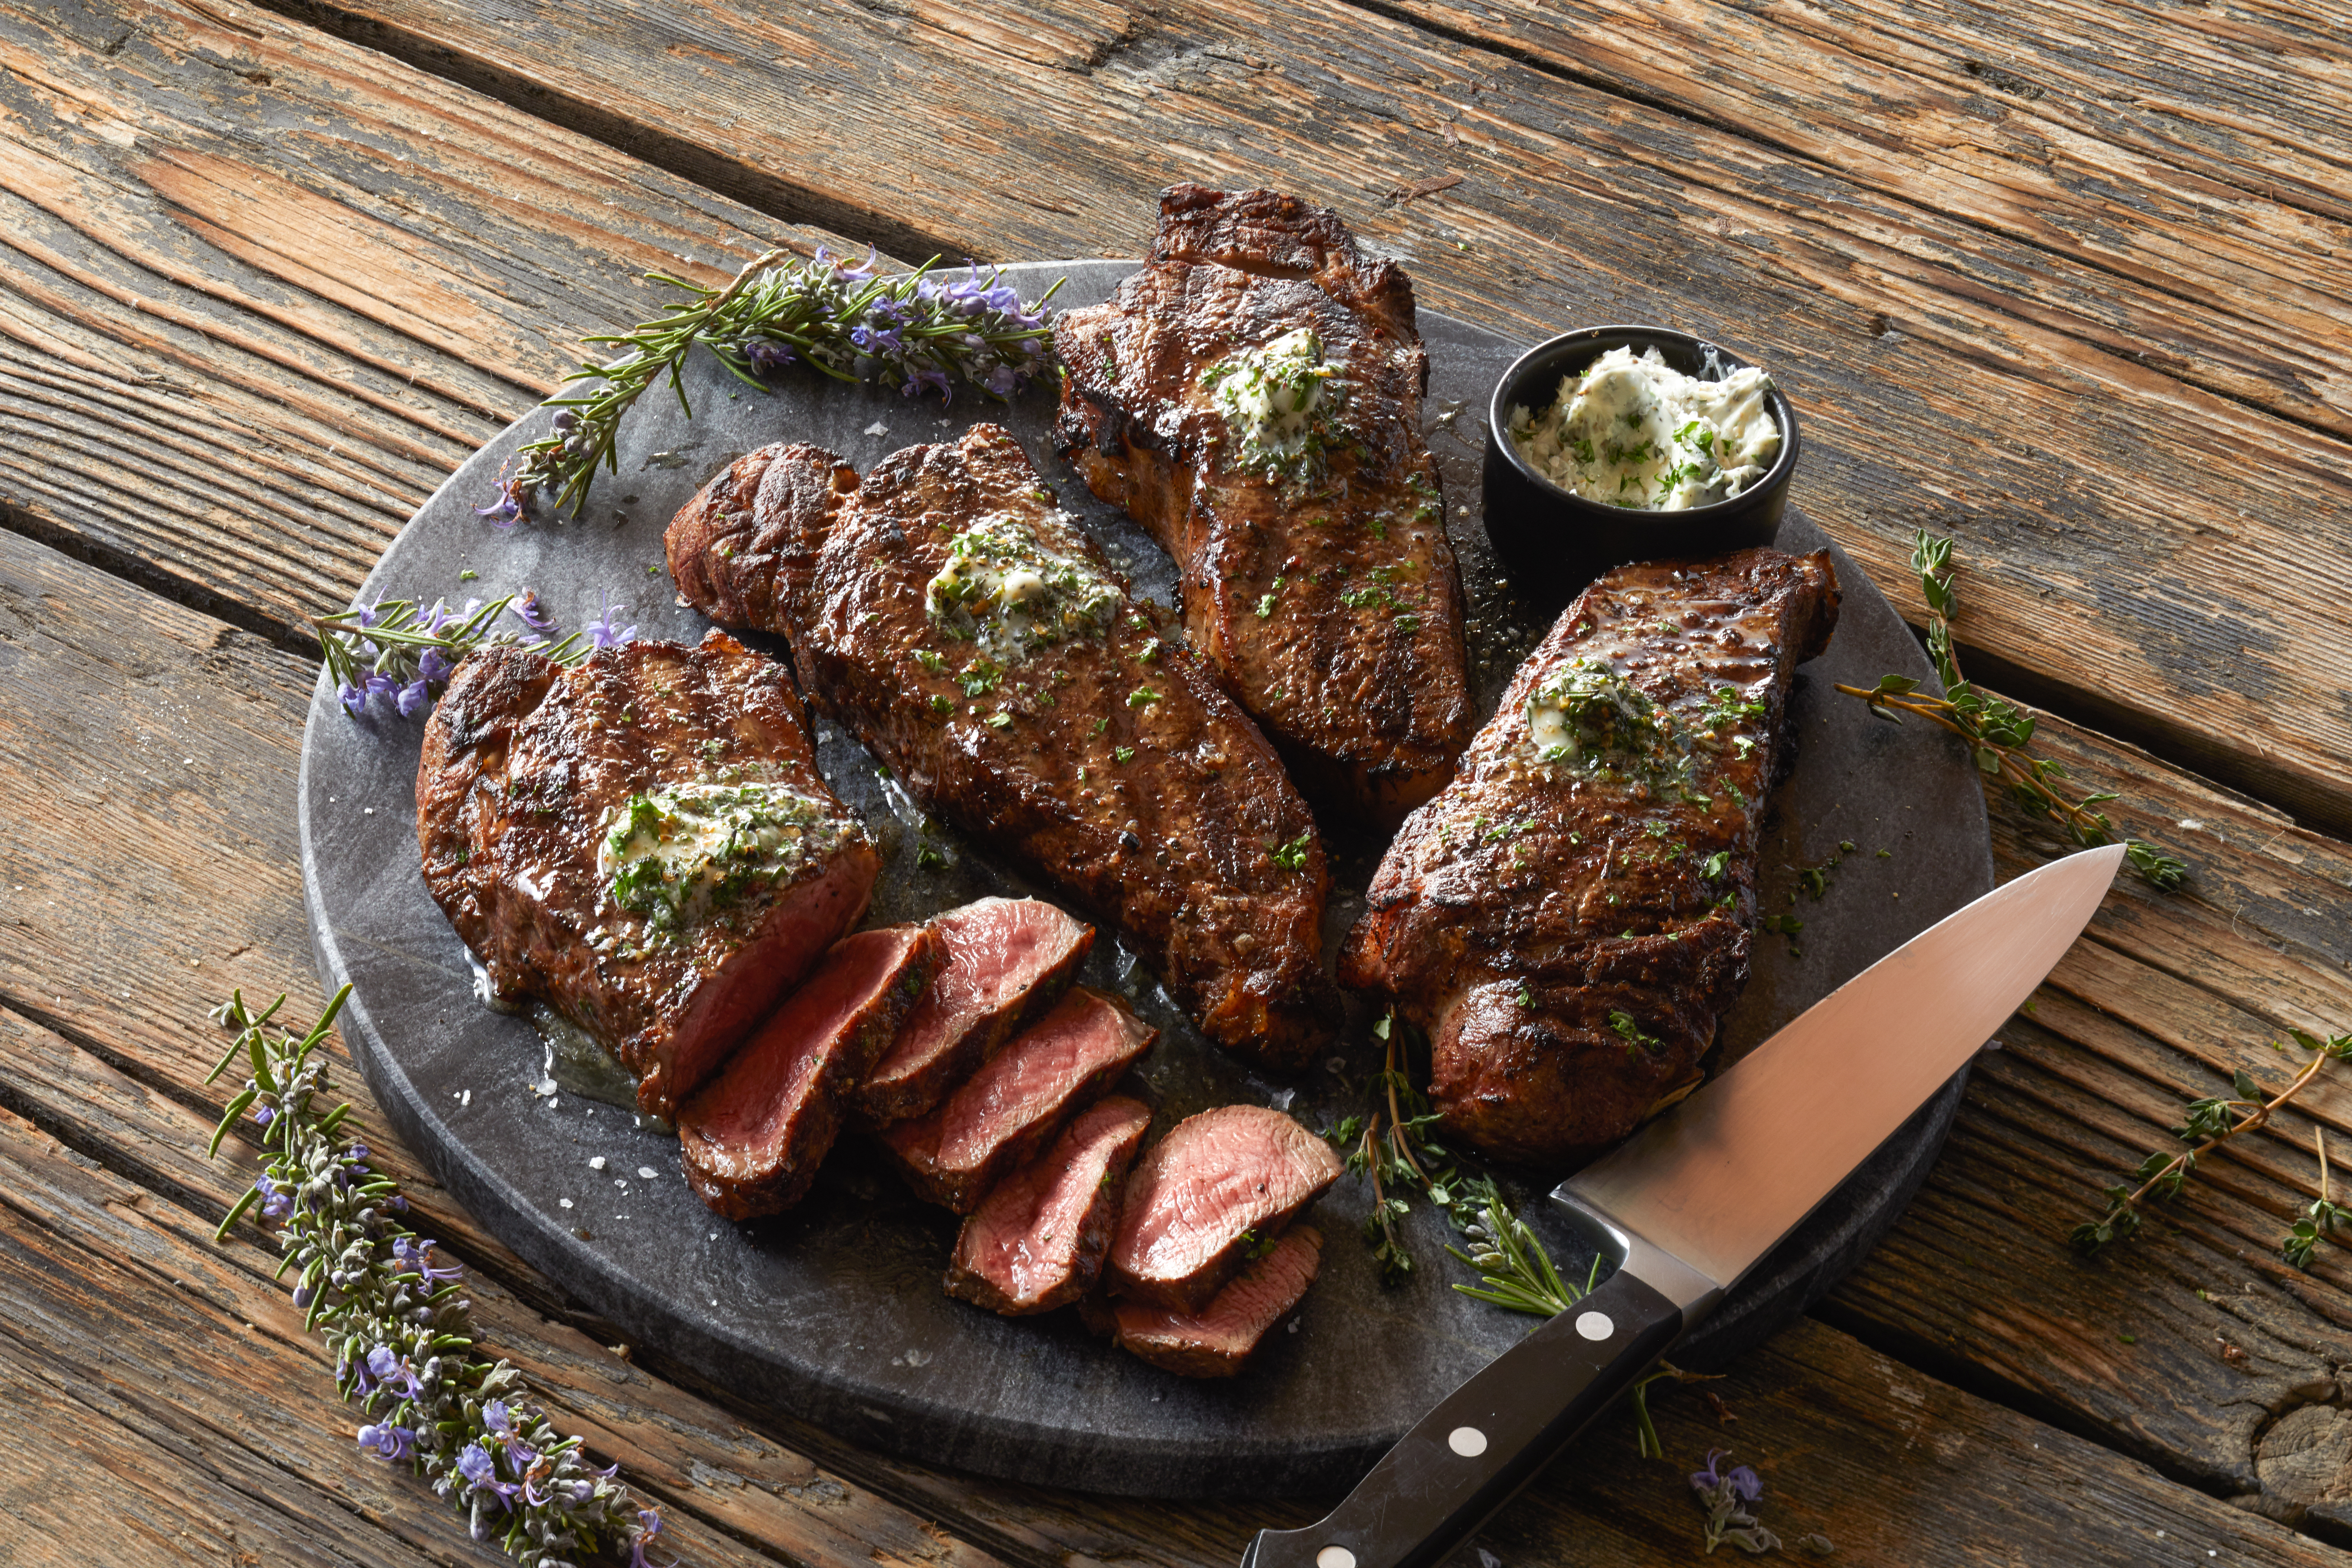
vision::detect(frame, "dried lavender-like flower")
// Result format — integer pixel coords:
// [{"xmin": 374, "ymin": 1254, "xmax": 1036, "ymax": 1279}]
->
[
  {"xmin": 317, "ymin": 588, "xmax": 629, "ymax": 723},
  {"xmin": 503, "ymin": 246, "xmax": 1062, "ymax": 519},
  {"xmin": 206, "ymin": 986, "xmax": 666, "ymax": 1567},
  {"xmin": 1689, "ymin": 1449, "xmax": 1781, "ymax": 1555}
]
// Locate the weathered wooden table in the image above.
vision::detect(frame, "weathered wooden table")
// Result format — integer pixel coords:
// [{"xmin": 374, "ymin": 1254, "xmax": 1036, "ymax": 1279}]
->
[{"xmin": 4, "ymin": 0, "xmax": 2348, "ymax": 1560}]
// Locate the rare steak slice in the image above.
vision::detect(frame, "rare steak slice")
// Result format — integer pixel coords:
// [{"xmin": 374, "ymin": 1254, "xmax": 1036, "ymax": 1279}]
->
[
  {"xmin": 1102, "ymin": 1227, "xmax": 1322, "ymax": 1379},
  {"xmin": 1340, "ymin": 547, "xmax": 1841, "ymax": 1168},
  {"xmin": 417, "ymin": 631, "xmax": 879, "ymax": 1119},
  {"xmin": 882, "ymin": 986, "xmax": 1154, "ymax": 1213},
  {"xmin": 944, "ymin": 1095, "xmax": 1152, "ymax": 1315},
  {"xmin": 858, "ymin": 897, "xmax": 1095, "ymax": 1125},
  {"xmin": 1105, "ymin": 1104, "xmax": 1342, "ymax": 1313},
  {"xmin": 1054, "ymin": 185, "xmax": 1473, "ymax": 827},
  {"xmin": 665, "ymin": 424, "xmax": 1337, "ymax": 1073},
  {"xmin": 678, "ymin": 924, "xmax": 940, "ymax": 1219}
]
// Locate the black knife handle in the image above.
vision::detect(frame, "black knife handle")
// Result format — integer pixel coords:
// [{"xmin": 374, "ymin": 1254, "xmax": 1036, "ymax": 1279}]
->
[{"xmin": 1242, "ymin": 1267, "xmax": 1684, "ymax": 1568}]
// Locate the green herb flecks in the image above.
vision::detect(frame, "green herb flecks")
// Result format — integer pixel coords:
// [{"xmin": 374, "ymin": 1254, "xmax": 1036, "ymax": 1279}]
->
[
  {"xmin": 1840, "ymin": 531, "xmax": 2186, "ymax": 891},
  {"xmin": 1269, "ymin": 832, "xmax": 1314, "ymax": 871}
]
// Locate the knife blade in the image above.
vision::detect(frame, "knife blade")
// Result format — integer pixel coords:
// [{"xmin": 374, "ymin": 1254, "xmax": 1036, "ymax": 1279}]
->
[{"xmin": 1241, "ymin": 842, "xmax": 2124, "ymax": 1568}]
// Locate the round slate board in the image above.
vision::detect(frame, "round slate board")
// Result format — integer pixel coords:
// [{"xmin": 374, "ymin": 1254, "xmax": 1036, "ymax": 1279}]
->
[{"xmin": 300, "ymin": 261, "xmax": 1990, "ymax": 1498}]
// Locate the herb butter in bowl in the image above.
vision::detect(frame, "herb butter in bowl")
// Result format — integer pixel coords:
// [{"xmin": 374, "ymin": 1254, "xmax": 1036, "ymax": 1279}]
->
[{"xmin": 1482, "ymin": 325, "xmax": 1800, "ymax": 604}]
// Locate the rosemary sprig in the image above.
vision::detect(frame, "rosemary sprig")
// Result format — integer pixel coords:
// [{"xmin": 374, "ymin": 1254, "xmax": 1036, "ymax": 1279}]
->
[
  {"xmin": 208, "ymin": 988, "xmax": 667, "ymax": 1566},
  {"xmin": 1839, "ymin": 530, "xmax": 2186, "ymax": 891},
  {"xmin": 316, "ymin": 589, "xmax": 633, "ymax": 719},
  {"xmin": 491, "ymin": 247, "xmax": 1061, "ymax": 520},
  {"xmin": 2072, "ymin": 1026, "xmax": 2352, "ymax": 1253}
]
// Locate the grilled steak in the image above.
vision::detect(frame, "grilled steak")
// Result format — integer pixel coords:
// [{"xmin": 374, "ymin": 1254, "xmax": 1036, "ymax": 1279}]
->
[
  {"xmin": 1340, "ymin": 548, "xmax": 1841, "ymax": 1167},
  {"xmin": 944, "ymin": 1095, "xmax": 1152, "ymax": 1315},
  {"xmin": 416, "ymin": 632, "xmax": 878, "ymax": 1119},
  {"xmin": 1105, "ymin": 1103, "xmax": 1342, "ymax": 1313},
  {"xmin": 666, "ymin": 424, "xmax": 1337, "ymax": 1072},
  {"xmin": 1053, "ymin": 184, "xmax": 1472, "ymax": 827},
  {"xmin": 858, "ymin": 897, "xmax": 1094, "ymax": 1124},
  {"xmin": 677, "ymin": 924, "xmax": 940, "ymax": 1220},
  {"xmin": 1100, "ymin": 1226, "xmax": 1322, "ymax": 1379},
  {"xmin": 882, "ymin": 985, "xmax": 1154, "ymax": 1212}
]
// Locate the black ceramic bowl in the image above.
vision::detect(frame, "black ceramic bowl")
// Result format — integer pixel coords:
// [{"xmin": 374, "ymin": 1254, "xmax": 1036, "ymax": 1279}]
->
[{"xmin": 1482, "ymin": 325, "xmax": 1801, "ymax": 609}]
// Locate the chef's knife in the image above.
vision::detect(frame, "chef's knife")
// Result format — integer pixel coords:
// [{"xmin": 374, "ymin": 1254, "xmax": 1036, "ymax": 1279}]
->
[{"xmin": 1241, "ymin": 841, "xmax": 2124, "ymax": 1568}]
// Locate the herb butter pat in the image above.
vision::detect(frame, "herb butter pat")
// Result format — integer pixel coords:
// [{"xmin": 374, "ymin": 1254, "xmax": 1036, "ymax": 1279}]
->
[
  {"xmin": 599, "ymin": 781, "xmax": 851, "ymax": 934},
  {"xmin": 1509, "ymin": 346, "xmax": 1779, "ymax": 510},
  {"xmin": 1205, "ymin": 328, "xmax": 1344, "ymax": 482},
  {"xmin": 925, "ymin": 513, "xmax": 1120, "ymax": 658}
]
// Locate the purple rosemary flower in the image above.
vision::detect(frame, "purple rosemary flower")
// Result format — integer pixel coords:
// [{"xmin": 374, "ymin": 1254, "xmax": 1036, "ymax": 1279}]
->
[
  {"xmin": 395, "ymin": 679, "xmax": 430, "ymax": 718},
  {"xmin": 744, "ymin": 337, "xmax": 796, "ymax": 374},
  {"xmin": 483, "ymin": 1399, "xmax": 539, "ymax": 1470},
  {"xmin": 365, "ymin": 1344, "xmax": 426, "ymax": 1400},
  {"xmin": 630, "ymin": 1507, "xmax": 665, "ymax": 1568},
  {"xmin": 476, "ymin": 480, "xmax": 524, "ymax": 529},
  {"xmin": 254, "ymin": 1172, "xmax": 292, "ymax": 1219},
  {"xmin": 509, "ymin": 592, "xmax": 560, "ymax": 640},
  {"xmin": 291, "ymin": 1283, "xmax": 315, "ymax": 1308},
  {"xmin": 392, "ymin": 1235, "xmax": 465, "ymax": 1287},
  {"xmin": 416, "ymin": 648, "xmax": 454, "ymax": 687},
  {"xmin": 1689, "ymin": 1448, "xmax": 1777, "ymax": 1554},
  {"xmin": 357, "ymin": 1421, "xmax": 416, "ymax": 1462},
  {"xmin": 850, "ymin": 320, "xmax": 904, "ymax": 358},
  {"xmin": 251, "ymin": 1101, "xmax": 276, "ymax": 1129},
  {"xmin": 983, "ymin": 362, "xmax": 1023, "ymax": 399},
  {"xmin": 457, "ymin": 1441, "xmax": 521, "ymax": 1512},
  {"xmin": 338, "ymin": 680, "xmax": 368, "ymax": 717},
  {"xmin": 353, "ymin": 598, "xmax": 383, "ymax": 630},
  {"xmin": 903, "ymin": 365, "xmax": 951, "ymax": 401},
  {"xmin": 584, "ymin": 590, "xmax": 637, "ymax": 649}
]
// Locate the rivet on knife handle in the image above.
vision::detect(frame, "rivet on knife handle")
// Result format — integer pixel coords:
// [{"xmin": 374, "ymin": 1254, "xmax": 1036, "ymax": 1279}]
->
[{"xmin": 1241, "ymin": 1266, "xmax": 1686, "ymax": 1568}]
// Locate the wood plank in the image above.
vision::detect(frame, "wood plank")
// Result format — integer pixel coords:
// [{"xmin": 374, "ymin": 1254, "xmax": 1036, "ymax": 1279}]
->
[
  {"xmin": 1820, "ymin": 696, "xmax": 2352, "ymax": 1525},
  {"xmin": 6, "ymin": 0, "xmax": 2350, "ymax": 839},
  {"xmin": 0, "ymin": 0, "xmax": 870, "ymax": 644}
]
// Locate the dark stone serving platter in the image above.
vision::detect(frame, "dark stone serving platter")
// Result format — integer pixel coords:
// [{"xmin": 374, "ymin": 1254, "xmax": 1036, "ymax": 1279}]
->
[{"xmin": 299, "ymin": 261, "xmax": 1990, "ymax": 1498}]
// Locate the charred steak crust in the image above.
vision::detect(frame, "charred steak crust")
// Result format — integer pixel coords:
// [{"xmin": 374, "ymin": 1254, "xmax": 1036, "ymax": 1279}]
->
[
  {"xmin": 1340, "ymin": 548, "xmax": 1841, "ymax": 1167},
  {"xmin": 666, "ymin": 422, "xmax": 1338, "ymax": 1072},
  {"xmin": 1052, "ymin": 184, "xmax": 1473, "ymax": 827},
  {"xmin": 416, "ymin": 631, "xmax": 879, "ymax": 1119},
  {"xmin": 678, "ymin": 923, "xmax": 942, "ymax": 1220}
]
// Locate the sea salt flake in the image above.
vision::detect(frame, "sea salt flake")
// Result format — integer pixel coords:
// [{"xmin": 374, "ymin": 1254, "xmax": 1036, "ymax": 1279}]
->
[
  {"xmin": 590, "ymin": 1156, "xmax": 607, "ymax": 1171},
  {"xmin": 637, "ymin": 1165, "xmax": 659, "ymax": 1180},
  {"xmin": 863, "ymin": 421, "xmax": 890, "ymax": 437}
]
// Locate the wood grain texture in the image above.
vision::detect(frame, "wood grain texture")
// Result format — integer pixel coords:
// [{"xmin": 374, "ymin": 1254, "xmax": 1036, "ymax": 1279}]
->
[
  {"xmin": 1822, "ymin": 699, "xmax": 2352, "ymax": 1533},
  {"xmin": 0, "ymin": 0, "xmax": 869, "ymax": 643},
  {"xmin": 186, "ymin": 0, "xmax": 2352, "ymax": 835}
]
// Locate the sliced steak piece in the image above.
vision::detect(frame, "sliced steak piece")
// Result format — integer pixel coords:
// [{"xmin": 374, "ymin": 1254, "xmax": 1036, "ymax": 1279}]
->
[
  {"xmin": 677, "ymin": 924, "xmax": 941, "ymax": 1219},
  {"xmin": 1104, "ymin": 1227, "xmax": 1322, "ymax": 1379},
  {"xmin": 944, "ymin": 1095, "xmax": 1152, "ymax": 1315},
  {"xmin": 665, "ymin": 424, "xmax": 1337, "ymax": 1073},
  {"xmin": 417, "ymin": 631, "xmax": 879, "ymax": 1120},
  {"xmin": 1105, "ymin": 1104, "xmax": 1342, "ymax": 1313},
  {"xmin": 858, "ymin": 897, "xmax": 1095, "ymax": 1125},
  {"xmin": 882, "ymin": 985, "xmax": 1155, "ymax": 1213},
  {"xmin": 1053, "ymin": 184, "xmax": 1473, "ymax": 828},
  {"xmin": 1340, "ymin": 547, "xmax": 1841, "ymax": 1168}
]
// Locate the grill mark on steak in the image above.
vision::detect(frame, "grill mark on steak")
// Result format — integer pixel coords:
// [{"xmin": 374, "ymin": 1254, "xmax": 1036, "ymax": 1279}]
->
[
  {"xmin": 1099, "ymin": 1226, "xmax": 1322, "ymax": 1379},
  {"xmin": 1052, "ymin": 184, "xmax": 1472, "ymax": 828},
  {"xmin": 665, "ymin": 422, "xmax": 1338, "ymax": 1072},
  {"xmin": 881, "ymin": 985, "xmax": 1155, "ymax": 1213},
  {"xmin": 944, "ymin": 1095, "xmax": 1152, "ymax": 1316},
  {"xmin": 1105, "ymin": 1103, "xmax": 1343, "ymax": 1314},
  {"xmin": 678, "ymin": 923, "xmax": 940, "ymax": 1220},
  {"xmin": 858, "ymin": 897, "xmax": 1095, "ymax": 1125},
  {"xmin": 416, "ymin": 632, "xmax": 879, "ymax": 1119},
  {"xmin": 1339, "ymin": 548, "xmax": 1841, "ymax": 1167}
]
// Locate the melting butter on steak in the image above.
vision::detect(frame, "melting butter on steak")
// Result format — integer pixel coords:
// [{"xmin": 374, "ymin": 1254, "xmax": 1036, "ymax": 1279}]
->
[
  {"xmin": 1340, "ymin": 548, "xmax": 1840, "ymax": 1168},
  {"xmin": 416, "ymin": 632, "xmax": 879, "ymax": 1119},
  {"xmin": 665, "ymin": 424, "xmax": 1338, "ymax": 1071},
  {"xmin": 1053, "ymin": 184, "xmax": 1473, "ymax": 827}
]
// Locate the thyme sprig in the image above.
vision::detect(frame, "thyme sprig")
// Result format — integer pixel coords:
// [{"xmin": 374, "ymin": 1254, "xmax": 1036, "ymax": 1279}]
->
[
  {"xmin": 1324, "ymin": 1015, "xmax": 1474, "ymax": 1282},
  {"xmin": 492, "ymin": 247, "xmax": 1061, "ymax": 520},
  {"xmin": 1839, "ymin": 531, "xmax": 2186, "ymax": 891},
  {"xmin": 2072, "ymin": 1026, "xmax": 2352, "ymax": 1255},
  {"xmin": 207, "ymin": 988, "xmax": 667, "ymax": 1566},
  {"xmin": 316, "ymin": 589, "xmax": 632, "ymax": 720},
  {"xmin": 2283, "ymin": 1127, "xmax": 2352, "ymax": 1270}
]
